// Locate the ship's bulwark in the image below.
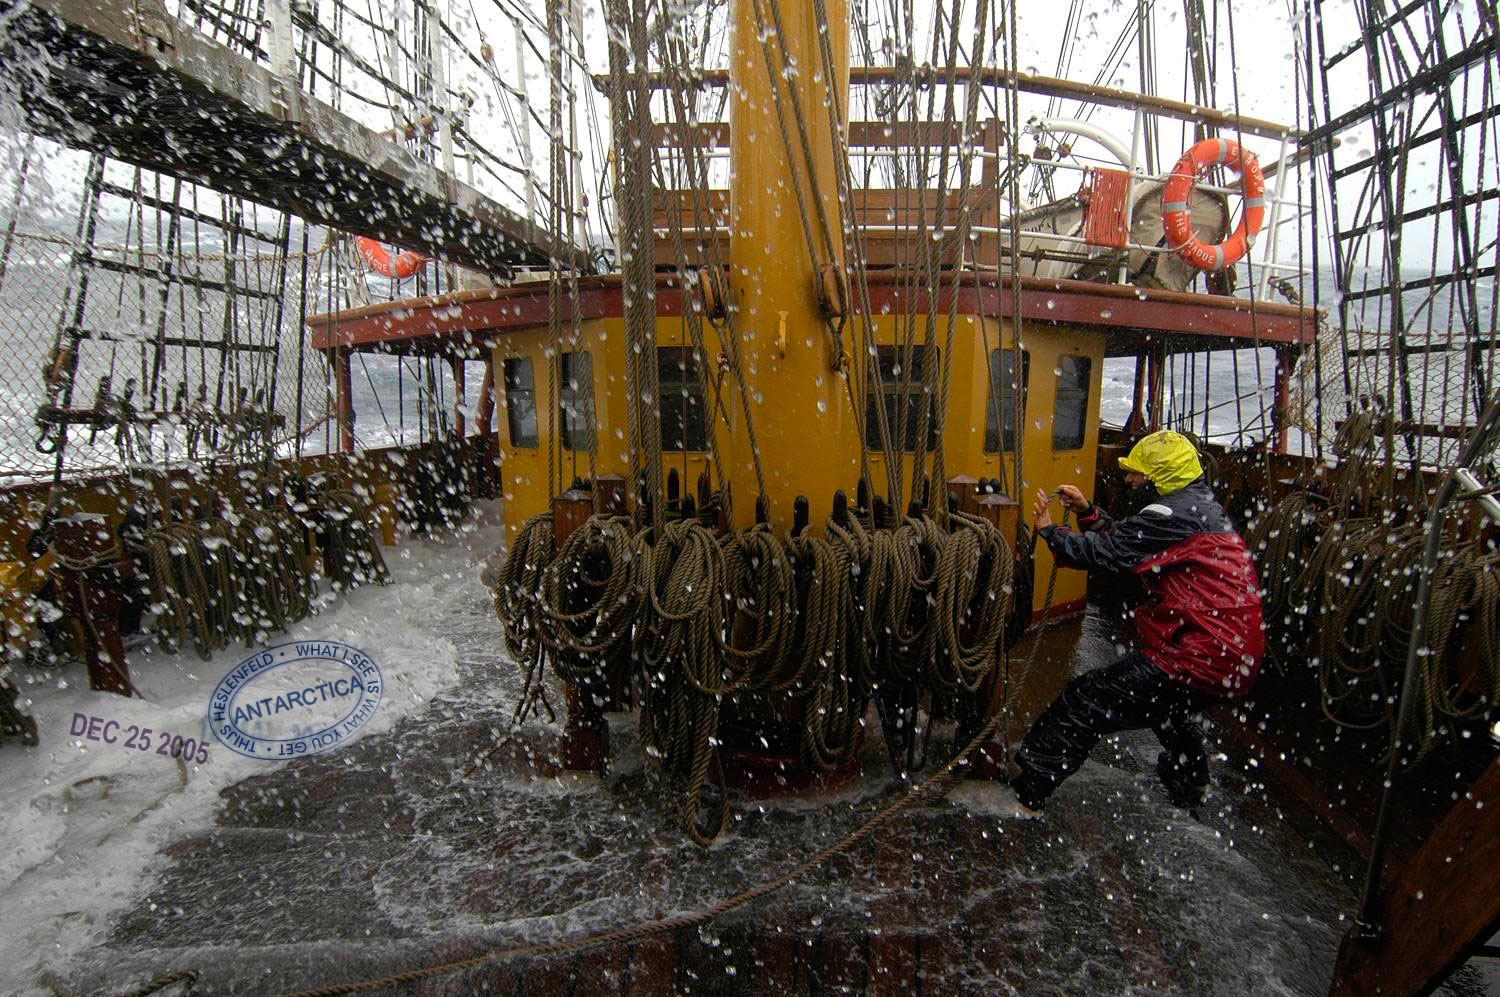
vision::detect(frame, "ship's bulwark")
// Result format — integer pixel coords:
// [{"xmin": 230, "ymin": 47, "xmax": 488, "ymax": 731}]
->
[{"xmin": 47, "ymin": 509, "xmax": 1349, "ymax": 995}]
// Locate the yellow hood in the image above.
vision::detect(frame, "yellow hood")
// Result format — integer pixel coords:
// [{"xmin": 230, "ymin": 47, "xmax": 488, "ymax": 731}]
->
[{"xmin": 1118, "ymin": 430, "xmax": 1203, "ymax": 495}]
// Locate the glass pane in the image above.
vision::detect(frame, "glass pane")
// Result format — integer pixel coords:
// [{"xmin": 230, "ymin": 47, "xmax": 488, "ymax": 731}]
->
[
  {"xmin": 503, "ymin": 357, "xmax": 537, "ymax": 448},
  {"xmin": 1052, "ymin": 355, "xmax": 1091, "ymax": 451},
  {"xmin": 657, "ymin": 346, "xmax": 708, "ymax": 452},
  {"xmin": 865, "ymin": 345, "xmax": 939, "ymax": 452},
  {"xmin": 984, "ymin": 349, "xmax": 1029, "ymax": 453},
  {"xmin": 559, "ymin": 351, "xmax": 594, "ymax": 452}
]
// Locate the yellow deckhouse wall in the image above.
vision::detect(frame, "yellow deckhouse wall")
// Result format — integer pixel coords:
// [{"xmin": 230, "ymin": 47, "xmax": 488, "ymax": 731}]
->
[{"xmin": 492, "ymin": 310, "xmax": 1105, "ymax": 618}]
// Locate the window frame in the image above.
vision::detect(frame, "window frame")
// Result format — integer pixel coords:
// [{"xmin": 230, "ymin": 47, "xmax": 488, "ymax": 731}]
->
[
  {"xmin": 558, "ymin": 350, "xmax": 595, "ymax": 452},
  {"xmin": 502, "ymin": 356, "xmax": 538, "ymax": 449},
  {"xmin": 657, "ymin": 346, "xmax": 710, "ymax": 453},
  {"xmin": 983, "ymin": 348, "xmax": 1030, "ymax": 454},
  {"xmin": 1051, "ymin": 354, "xmax": 1092, "ymax": 452},
  {"xmin": 865, "ymin": 345, "xmax": 941, "ymax": 453}
]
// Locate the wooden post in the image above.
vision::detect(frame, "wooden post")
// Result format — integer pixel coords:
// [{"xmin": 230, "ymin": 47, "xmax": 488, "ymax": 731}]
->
[
  {"xmin": 552, "ymin": 487, "xmax": 607, "ymax": 774},
  {"xmin": 1123, "ymin": 352, "xmax": 1148, "ymax": 436},
  {"xmin": 976, "ymin": 490, "xmax": 1021, "ymax": 542},
  {"xmin": 450, "ymin": 356, "xmax": 466, "ymax": 437},
  {"xmin": 475, "ymin": 357, "xmax": 495, "ymax": 436},
  {"xmin": 1273, "ymin": 346, "xmax": 1293, "ymax": 454},
  {"xmin": 335, "ymin": 347, "xmax": 355, "ymax": 453},
  {"xmin": 595, "ymin": 472, "xmax": 627, "ymax": 516},
  {"xmin": 552, "ymin": 487, "xmax": 593, "ymax": 546},
  {"xmin": 946, "ymin": 474, "xmax": 981, "ymax": 517}
]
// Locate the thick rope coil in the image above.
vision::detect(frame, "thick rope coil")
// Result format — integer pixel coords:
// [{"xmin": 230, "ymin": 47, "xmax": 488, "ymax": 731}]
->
[
  {"xmin": 537, "ymin": 514, "xmax": 641, "ymax": 684},
  {"xmin": 318, "ymin": 489, "xmax": 391, "ymax": 591},
  {"xmin": 637, "ymin": 519, "xmax": 736, "ymax": 845},
  {"xmin": 489, "ymin": 507, "xmax": 1025, "ymax": 839},
  {"xmin": 859, "ymin": 516, "xmax": 942, "ymax": 773},
  {"xmin": 236, "ymin": 507, "xmax": 313, "ymax": 641},
  {"xmin": 494, "ymin": 512, "xmax": 556, "ymax": 724},
  {"xmin": 929, "ymin": 511, "xmax": 1013, "ymax": 696},
  {"xmin": 787, "ymin": 529, "xmax": 863, "ymax": 773},
  {"xmin": 129, "ymin": 521, "xmax": 240, "ymax": 660},
  {"xmin": 888, "ymin": 515, "xmax": 944, "ymax": 674},
  {"xmin": 127, "ymin": 530, "xmax": 193, "ymax": 655},
  {"xmin": 1249, "ymin": 480, "xmax": 1500, "ymax": 759},
  {"xmin": 1245, "ymin": 490, "xmax": 1324, "ymax": 653},
  {"xmin": 719, "ymin": 523, "xmax": 798, "ymax": 687}
]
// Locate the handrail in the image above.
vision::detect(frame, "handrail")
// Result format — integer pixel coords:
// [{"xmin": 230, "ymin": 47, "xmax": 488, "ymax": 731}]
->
[{"xmin": 594, "ymin": 66, "xmax": 1302, "ymax": 141}]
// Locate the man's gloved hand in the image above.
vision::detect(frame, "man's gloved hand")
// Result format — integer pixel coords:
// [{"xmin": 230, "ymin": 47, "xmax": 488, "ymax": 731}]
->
[
  {"xmin": 1056, "ymin": 485, "xmax": 1090, "ymax": 514},
  {"xmin": 1033, "ymin": 489, "xmax": 1054, "ymax": 530}
]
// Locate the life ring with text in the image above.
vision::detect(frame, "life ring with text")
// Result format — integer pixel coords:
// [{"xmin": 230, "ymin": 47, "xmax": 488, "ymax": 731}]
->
[
  {"xmin": 354, "ymin": 237, "xmax": 430, "ymax": 279},
  {"xmin": 1161, "ymin": 138, "xmax": 1265, "ymax": 272}
]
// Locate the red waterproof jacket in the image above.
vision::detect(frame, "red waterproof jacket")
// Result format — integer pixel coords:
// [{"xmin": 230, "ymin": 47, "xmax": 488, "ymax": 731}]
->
[{"xmin": 1038, "ymin": 478, "xmax": 1264, "ymax": 695}]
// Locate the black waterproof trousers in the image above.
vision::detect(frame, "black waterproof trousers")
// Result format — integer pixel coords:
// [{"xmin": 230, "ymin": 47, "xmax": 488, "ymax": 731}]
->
[{"xmin": 1012, "ymin": 653, "xmax": 1220, "ymax": 810}]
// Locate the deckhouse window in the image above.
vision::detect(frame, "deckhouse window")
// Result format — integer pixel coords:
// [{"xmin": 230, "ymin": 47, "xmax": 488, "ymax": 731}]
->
[
  {"xmin": 559, "ymin": 351, "xmax": 594, "ymax": 452},
  {"xmin": 866, "ymin": 345, "xmax": 940, "ymax": 452},
  {"xmin": 1052, "ymin": 355, "xmax": 1091, "ymax": 451},
  {"xmin": 984, "ymin": 349, "xmax": 1029, "ymax": 453},
  {"xmin": 658, "ymin": 346, "xmax": 708, "ymax": 452},
  {"xmin": 503, "ymin": 357, "xmax": 538, "ymax": 448}
]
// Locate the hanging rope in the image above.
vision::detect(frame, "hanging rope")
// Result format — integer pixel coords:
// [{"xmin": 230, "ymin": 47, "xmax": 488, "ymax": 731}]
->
[
  {"xmin": 496, "ymin": 497, "xmax": 1016, "ymax": 831},
  {"xmin": 494, "ymin": 511, "xmax": 556, "ymax": 725}
]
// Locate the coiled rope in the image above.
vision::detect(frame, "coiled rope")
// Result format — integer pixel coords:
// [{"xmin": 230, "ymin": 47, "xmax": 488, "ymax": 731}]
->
[
  {"xmin": 495, "ymin": 507, "xmax": 1016, "ymax": 839},
  {"xmin": 318, "ymin": 489, "xmax": 391, "ymax": 591},
  {"xmin": 126, "ymin": 475, "xmax": 394, "ymax": 660},
  {"xmin": 129, "ymin": 521, "xmax": 238, "ymax": 659},
  {"xmin": 494, "ymin": 512, "xmax": 557, "ymax": 724},
  {"xmin": 1246, "ymin": 401, "xmax": 1500, "ymax": 756}
]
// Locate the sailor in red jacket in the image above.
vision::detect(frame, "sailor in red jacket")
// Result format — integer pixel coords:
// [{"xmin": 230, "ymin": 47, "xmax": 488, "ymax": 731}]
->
[{"xmin": 1011, "ymin": 430, "xmax": 1265, "ymax": 814}]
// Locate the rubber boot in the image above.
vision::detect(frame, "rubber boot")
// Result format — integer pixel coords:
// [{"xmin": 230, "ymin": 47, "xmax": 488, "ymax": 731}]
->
[{"xmin": 1156, "ymin": 750, "xmax": 1208, "ymax": 809}]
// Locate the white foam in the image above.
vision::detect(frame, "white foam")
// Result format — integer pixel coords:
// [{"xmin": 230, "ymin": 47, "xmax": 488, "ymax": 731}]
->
[
  {"xmin": 0, "ymin": 504, "xmax": 500, "ymax": 993},
  {"xmin": 946, "ymin": 780, "xmax": 1043, "ymax": 819}
]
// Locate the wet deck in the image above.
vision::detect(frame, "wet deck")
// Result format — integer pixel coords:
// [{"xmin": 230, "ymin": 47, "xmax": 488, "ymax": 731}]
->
[{"xmin": 78, "ymin": 574, "xmax": 1355, "ymax": 995}]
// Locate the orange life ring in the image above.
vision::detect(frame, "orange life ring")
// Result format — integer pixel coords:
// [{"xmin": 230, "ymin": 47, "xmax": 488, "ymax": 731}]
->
[
  {"xmin": 1161, "ymin": 138, "xmax": 1266, "ymax": 272},
  {"xmin": 354, "ymin": 237, "xmax": 430, "ymax": 279}
]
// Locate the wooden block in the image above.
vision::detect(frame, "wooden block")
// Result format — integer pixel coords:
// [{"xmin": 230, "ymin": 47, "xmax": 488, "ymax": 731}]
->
[
  {"xmin": 977, "ymin": 492, "xmax": 1020, "ymax": 543},
  {"xmin": 946, "ymin": 475, "xmax": 980, "ymax": 517},
  {"xmin": 818, "ymin": 262, "xmax": 846, "ymax": 319},
  {"xmin": 551, "ymin": 488, "xmax": 593, "ymax": 552},
  {"xmin": 595, "ymin": 473, "xmax": 627, "ymax": 516}
]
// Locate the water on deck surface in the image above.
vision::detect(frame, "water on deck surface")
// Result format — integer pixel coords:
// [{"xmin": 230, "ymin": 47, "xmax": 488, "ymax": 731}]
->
[{"xmin": 62, "ymin": 508, "xmax": 1361, "ymax": 995}]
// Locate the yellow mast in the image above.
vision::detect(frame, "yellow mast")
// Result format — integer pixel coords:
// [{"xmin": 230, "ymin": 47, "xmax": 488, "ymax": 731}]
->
[{"xmin": 727, "ymin": 0, "xmax": 856, "ymax": 531}]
